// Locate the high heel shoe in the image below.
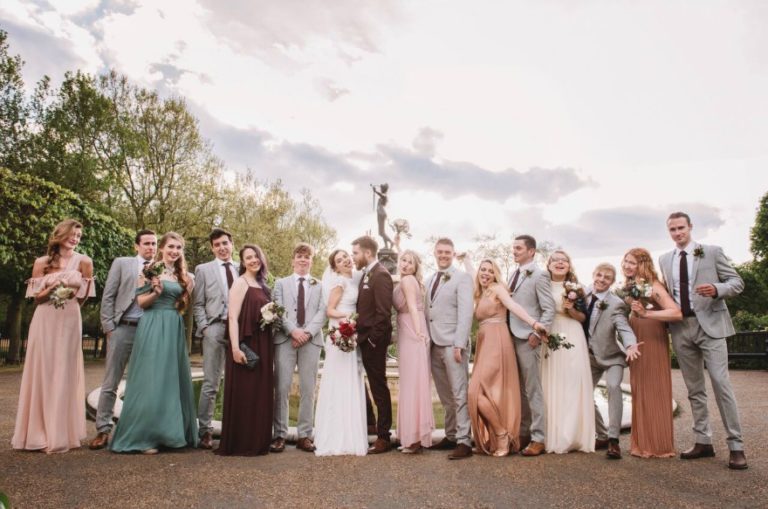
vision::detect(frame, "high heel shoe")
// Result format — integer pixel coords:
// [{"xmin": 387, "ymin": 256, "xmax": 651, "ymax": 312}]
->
[{"xmin": 493, "ymin": 433, "xmax": 510, "ymax": 457}]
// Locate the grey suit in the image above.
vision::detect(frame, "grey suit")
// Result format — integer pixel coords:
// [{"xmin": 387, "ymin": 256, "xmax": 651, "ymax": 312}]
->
[
  {"xmin": 659, "ymin": 243, "xmax": 745, "ymax": 451},
  {"xmin": 95, "ymin": 256, "xmax": 145, "ymax": 433},
  {"xmin": 193, "ymin": 259, "xmax": 239, "ymax": 437},
  {"xmin": 272, "ymin": 275, "xmax": 326, "ymax": 439},
  {"xmin": 425, "ymin": 266, "xmax": 474, "ymax": 446},
  {"xmin": 585, "ymin": 291, "xmax": 636, "ymax": 440},
  {"xmin": 508, "ymin": 265, "xmax": 555, "ymax": 443}
]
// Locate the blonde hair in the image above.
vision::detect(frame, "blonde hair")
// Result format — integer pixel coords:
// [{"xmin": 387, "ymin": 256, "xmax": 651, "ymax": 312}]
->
[
  {"xmin": 473, "ymin": 258, "xmax": 504, "ymax": 302},
  {"xmin": 546, "ymin": 249, "xmax": 579, "ymax": 283},
  {"xmin": 593, "ymin": 262, "xmax": 617, "ymax": 282},
  {"xmin": 399, "ymin": 250, "xmax": 424, "ymax": 289},
  {"xmin": 45, "ymin": 219, "xmax": 82, "ymax": 275},
  {"xmin": 156, "ymin": 232, "xmax": 191, "ymax": 313}
]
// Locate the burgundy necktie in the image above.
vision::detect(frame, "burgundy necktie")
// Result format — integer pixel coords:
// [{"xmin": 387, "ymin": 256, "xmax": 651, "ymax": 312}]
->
[
  {"xmin": 509, "ymin": 268, "xmax": 521, "ymax": 293},
  {"xmin": 297, "ymin": 277, "xmax": 306, "ymax": 327},
  {"xmin": 224, "ymin": 262, "xmax": 234, "ymax": 289},
  {"xmin": 679, "ymin": 251, "xmax": 693, "ymax": 317},
  {"xmin": 430, "ymin": 272, "xmax": 443, "ymax": 300}
]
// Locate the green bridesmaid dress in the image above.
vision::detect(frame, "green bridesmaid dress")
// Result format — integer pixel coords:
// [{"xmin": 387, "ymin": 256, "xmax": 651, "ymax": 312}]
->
[{"xmin": 110, "ymin": 281, "xmax": 198, "ymax": 452}]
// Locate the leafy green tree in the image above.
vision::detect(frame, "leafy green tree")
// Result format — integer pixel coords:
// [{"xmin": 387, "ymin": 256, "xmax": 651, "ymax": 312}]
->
[
  {"xmin": 0, "ymin": 30, "xmax": 31, "ymax": 174},
  {"xmin": 0, "ymin": 167, "xmax": 133, "ymax": 362},
  {"xmin": 750, "ymin": 190, "xmax": 768, "ymax": 278}
]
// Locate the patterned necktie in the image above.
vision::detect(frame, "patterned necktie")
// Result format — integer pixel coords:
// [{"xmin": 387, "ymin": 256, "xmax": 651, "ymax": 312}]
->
[
  {"xmin": 224, "ymin": 262, "xmax": 234, "ymax": 290},
  {"xmin": 509, "ymin": 268, "xmax": 521, "ymax": 293},
  {"xmin": 679, "ymin": 251, "xmax": 693, "ymax": 317},
  {"xmin": 431, "ymin": 272, "xmax": 443, "ymax": 300},
  {"xmin": 297, "ymin": 277, "xmax": 306, "ymax": 327},
  {"xmin": 583, "ymin": 294, "xmax": 598, "ymax": 338}
]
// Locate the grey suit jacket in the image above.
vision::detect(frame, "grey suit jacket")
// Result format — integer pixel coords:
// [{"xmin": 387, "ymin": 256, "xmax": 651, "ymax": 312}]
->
[
  {"xmin": 659, "ymin": 243, "xmax": 744, "ymax": 339},
  {"xmin": 100, "ymin": 257, "xmax": 142, "ymax": 333},
  {"xmin": 192, "ymin": 260, "xmax": 232, "ymax": 336},
  {"xmin": 424, "ymin": 266, "xmax": 474, "ymax": 350},
  {"xmin": 587, "ymin": 292, "xmax": 637, "ymax": 368},
  {"xmin": 508, "ymin": 265, "xmax": 556, "ymax": 339},
  {"xmin": 273, "ymin": 275, "xmax": 325, "ymax": 347}
]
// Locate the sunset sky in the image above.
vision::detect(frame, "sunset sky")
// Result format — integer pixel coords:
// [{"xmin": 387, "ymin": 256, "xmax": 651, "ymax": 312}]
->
[{"xmin": 3, "ymin": 0, "xmax": 767, "ymax": 279}]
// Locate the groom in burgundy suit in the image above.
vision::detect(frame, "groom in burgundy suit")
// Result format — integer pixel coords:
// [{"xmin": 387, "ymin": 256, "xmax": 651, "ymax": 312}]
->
[{"xmin": 352, "ymin": 235, "xmax": 394, "ymax": 453}]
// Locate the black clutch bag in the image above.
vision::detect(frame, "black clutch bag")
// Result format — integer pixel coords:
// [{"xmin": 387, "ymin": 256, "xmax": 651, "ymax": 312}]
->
[{"xmin": 239, "ymin": 342, "xmax": 260, "ymax": 370}]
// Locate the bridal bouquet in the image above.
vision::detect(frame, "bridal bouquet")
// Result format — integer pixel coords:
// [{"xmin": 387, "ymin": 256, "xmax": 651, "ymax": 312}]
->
[
  {"xmin": 563, "ymin": 281, "xmax": 587, "ymax": 311},
  {"xmin": 142, "ymin": 261, "xmax": 165, "ymax": 279},
  {"xmin": 50, "ymin": 281, "xmax": 75, "ymax": 309},
  {"xmin": 390, "ymin": 218, "xmax": 412, "ymax": 239},
  {"xmin": 543, "ymin": 332, "xmax": 574, "ymax": 359},
  {"xmin": 329, "ymin": 314, "xmax": 358, "ymax": 352},
  {"xmin": 615, "ymin": 278, "xmax": 653, "ymax": 306},
  {"xmin": 260, "ymin": 302, "xmax": 286, "ymax": 331}
]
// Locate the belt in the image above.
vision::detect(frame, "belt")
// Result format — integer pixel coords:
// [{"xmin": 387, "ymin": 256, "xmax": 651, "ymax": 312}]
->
[
  {"xmin": 479, "ymin": 318, "xmax": 506, "ymax": 326},
  {"xmin": 119, "ymin": 319, "xmax": 139, "ymax": 327}
]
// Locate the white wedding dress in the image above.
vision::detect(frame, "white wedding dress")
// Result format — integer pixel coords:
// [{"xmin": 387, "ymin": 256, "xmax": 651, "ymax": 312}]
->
[{"xmin": 313, "ymin": 274, "xmax": 368, "ymax": 456}]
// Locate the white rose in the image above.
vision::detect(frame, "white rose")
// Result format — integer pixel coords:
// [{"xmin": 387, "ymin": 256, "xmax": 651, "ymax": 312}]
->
[{"xmin": 262, "ymin": 310, "xmax": 275, "ymax": 322}]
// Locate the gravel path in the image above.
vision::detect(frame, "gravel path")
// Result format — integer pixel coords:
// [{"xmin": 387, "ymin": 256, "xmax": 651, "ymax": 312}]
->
[{"xmin": 0, "ymin": 361, "xmax": 766, "ymax": 508}]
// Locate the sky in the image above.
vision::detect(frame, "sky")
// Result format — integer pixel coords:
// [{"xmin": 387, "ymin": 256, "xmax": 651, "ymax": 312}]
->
[{"xmin": 2, "ymin": 0, "xmax": 767, "ymax": 280}]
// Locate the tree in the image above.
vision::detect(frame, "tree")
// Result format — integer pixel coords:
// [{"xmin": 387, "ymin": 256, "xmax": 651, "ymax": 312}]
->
[
  {"xmin": 0, "ymin": 30, "xmax": 31, "ymax": 174},
  {"xmin": 0, "ymin": 167, "xmax": 133, "ymax": 362},
  {"xmin": 218, "ymin": 174, "xmax": 336, "ymax": 277},
  {"xmin": 750, "ymin": 190, "xmax": 768, "ymax": 278}
]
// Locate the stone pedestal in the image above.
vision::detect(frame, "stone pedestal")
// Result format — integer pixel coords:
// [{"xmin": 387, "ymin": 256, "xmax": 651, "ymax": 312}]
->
[{"xmin": 378, "ymin": 248, "xmax": 398, "ymax": 275}]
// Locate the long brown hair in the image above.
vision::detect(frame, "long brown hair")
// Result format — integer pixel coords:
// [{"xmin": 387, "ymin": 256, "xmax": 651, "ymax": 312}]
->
[
  {"xmin": 623, "ymin": 247, "xmax": 660, "ymax": 284},
  {"xmin": 238, "ymin": 244, "xmax": 271, "ymax": 300},
  {"xmin": 45, "ymin": 219, "xmax": 82, "ymax": 275},
  {"xmin": 156, "ymin": 232, "xmax": 191, "ymax": 313}
]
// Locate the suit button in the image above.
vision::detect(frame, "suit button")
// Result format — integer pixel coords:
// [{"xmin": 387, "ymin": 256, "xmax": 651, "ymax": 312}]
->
[{"xmin": 430, "ymin": 319, "xmax": 433, "ymax": 322}]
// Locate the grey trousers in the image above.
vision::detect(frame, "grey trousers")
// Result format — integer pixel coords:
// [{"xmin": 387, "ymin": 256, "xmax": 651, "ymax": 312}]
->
[
  {"xmin": 671, "ymin": 318, "xmax": 743, "ymax": 451},
  {"xmin": 273, "ymin": 340, "xmax": 321, "ymax": 439},
  {"xmin": 514, "ymin": 337, "xmax": 546, "ymax": 443},
  {"xmin": 430, "ymin": 344, "xmax": 471, "ymax": 446},
  {"xmin": 94, "ymin": 324, "xmax": 137, "ymax": 433},
  {"xmin": 197, "ymin": 322, "xmax": 227, "ymax": 437},
  {"xmin": 590, "ymin": 359, "xmax": 624, "ymax": 440}
]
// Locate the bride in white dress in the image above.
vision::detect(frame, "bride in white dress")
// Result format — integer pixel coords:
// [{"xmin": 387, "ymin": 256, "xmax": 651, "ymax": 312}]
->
[{"xmin": 313, "ymin": 249, "xmax": 368, "ymax": 456}]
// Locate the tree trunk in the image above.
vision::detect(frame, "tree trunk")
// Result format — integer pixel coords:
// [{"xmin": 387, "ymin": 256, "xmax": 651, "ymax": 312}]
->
[{"xmin": 5, "ymin": 293, "xmax": 24, "ymax": 364}]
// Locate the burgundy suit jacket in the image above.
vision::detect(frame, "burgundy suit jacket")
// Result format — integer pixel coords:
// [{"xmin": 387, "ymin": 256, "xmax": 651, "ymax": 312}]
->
[{"xmin": 356, "ymin": 262, "xmax": 393, "ymax": 346}]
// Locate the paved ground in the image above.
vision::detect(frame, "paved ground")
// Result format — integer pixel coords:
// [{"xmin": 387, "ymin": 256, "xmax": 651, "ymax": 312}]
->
[{"xmin": 0, "ymin": 360, "xmax": 766, "ymax": 508}]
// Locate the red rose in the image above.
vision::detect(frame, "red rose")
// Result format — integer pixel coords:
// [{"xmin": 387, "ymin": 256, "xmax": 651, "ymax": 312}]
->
[{"xmin": 339, "ymin": 322, "xmax": 355, "ymax": 336}]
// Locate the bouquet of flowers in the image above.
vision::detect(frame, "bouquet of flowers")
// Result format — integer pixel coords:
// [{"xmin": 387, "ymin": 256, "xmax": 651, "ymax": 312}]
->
[
  {"xmin": 543, "ymin": 332, "xmax": 574, "ymax": 359},
  {"xmin": 259, "ymin": 302, "xmax": 286, "ymax": 331},
  {"xmin": 615, "ymin": 278, "xmax": 653, "ymax": 306},
  {"xmin": 563, "ymin": 281, "xmax": 587, "ymax": 312},
  {"xmin": 50, "ymin": 281, "xmax": 75, "ymax": 309},
  {"xmin": 142, "ymin": 261, "xmax": 165, "ymax": 279},
  {"xmin": 390, "ymin": 218, "xmax": 412, "ymax": 239},
  {"xmin": 328, "ymin": 314, "xmax": 359, "ymax": 352}
]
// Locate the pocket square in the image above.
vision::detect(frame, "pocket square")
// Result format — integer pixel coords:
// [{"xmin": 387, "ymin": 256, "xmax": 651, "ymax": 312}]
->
[{"xmin": 362, "ymin": 285, "xmax": 370, "ymax": 290}]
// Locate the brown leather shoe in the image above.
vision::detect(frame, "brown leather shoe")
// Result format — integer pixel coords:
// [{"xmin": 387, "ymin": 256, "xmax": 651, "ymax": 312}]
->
[
  {"xmin": 680, "ymin": 443, "xmax": 715, "ymax": 460},
  {"xmin": 728, "ymin": 450, "xmax": 748, "ymax": 470},
  {"xmin": 89, "ymin": 432, "xmax": 110, "ymax": 450},
  {"xmin": 296, "ymin": 437, "xmax": 316, "ymax": 452},
  {"xmin": 368, "ymin": 438, "xmax": 391, "ymax": 454},
  {"xmin": 594, "ymin": 438, "xmax": 609, "ymax": 450},
  {"xmin": 199, "ymin": 432, "xmax": 214, "ymax": 450},
  {"xmin": 448, "ymin": 443, "xmax": 473, "ymax": 460},
  {"xmin": 269, "ymin": 438, "xmax": 286, "ymax": 453},
  {"xmin": 607, "ymin": 440, "xmax": 622, "ymax": 459},
  {"xmin": 518, "ymin": 435, "xmax": 531, "ymax": 451},
  {"xmin": 521, "ymin": 441, "xmax": 545, "ymax": 457},
  {"xmin": 428, "ymin": 437, "xmax": 458, "ymax": 450}
]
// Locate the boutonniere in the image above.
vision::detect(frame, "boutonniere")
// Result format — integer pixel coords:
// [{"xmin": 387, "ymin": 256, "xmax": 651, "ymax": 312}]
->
[
  {"xmin": 524, "ymin": 269, "xmax": 533, "ymax": 277},
  {"xmin": 693, "ymin": 246, "xmax": 704, "ymax": 259},
  {"xmin": 309, "ymin": 277, "xmax": 318, "ymax": 286},
  {"xmin": 442, "ymin": 272, "xmax": 451, "ymax": 283},
  {"xmin": 597, "ymin": 300, "xmax": 608, "ymax": 311},
  {"xmin": 363, "ymin": 273, "xmax": 370, "ymax": 285}
]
